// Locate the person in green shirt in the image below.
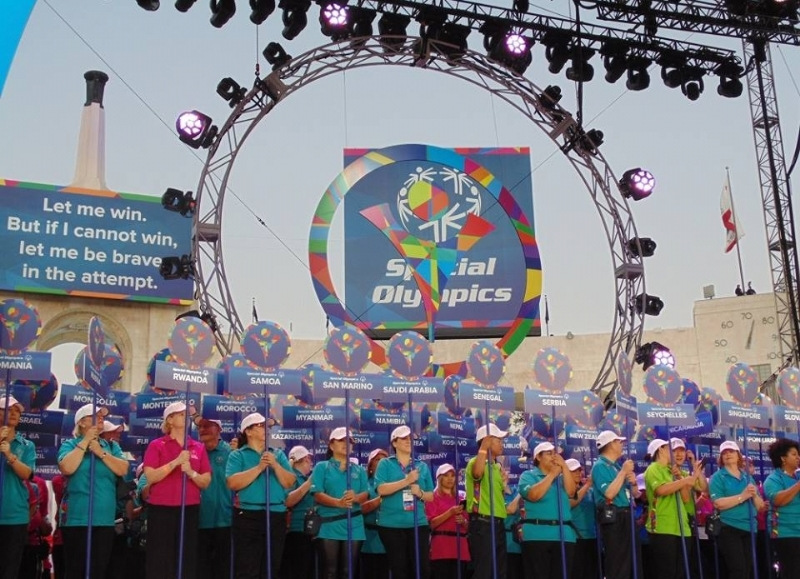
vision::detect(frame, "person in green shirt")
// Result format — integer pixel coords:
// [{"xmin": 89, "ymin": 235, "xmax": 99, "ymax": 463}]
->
[{"xmin": 670, "ymin": 437, "xmax": 707, "ymax": 579}]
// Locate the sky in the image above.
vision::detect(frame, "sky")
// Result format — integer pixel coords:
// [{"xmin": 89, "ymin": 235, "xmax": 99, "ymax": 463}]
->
[{"xmin": 0, "ymin": 0, "xmax": 798, "ymax": 387}]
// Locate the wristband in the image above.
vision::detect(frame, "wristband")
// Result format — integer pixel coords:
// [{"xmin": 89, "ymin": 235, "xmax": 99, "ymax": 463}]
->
[
  {"xmin": 101, "ymin": 452, "xmax": 108, "ymax": 459},
  {"xmin": 77, "ymin": 445, "xmax": 87, "ymax": 452}
]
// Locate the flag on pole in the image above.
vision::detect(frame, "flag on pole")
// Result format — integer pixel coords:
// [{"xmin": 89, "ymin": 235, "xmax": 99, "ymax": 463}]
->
[
  {"xmin": 251, "ymin": 298, "xmax": 258, "ymax": 323},
  {"xmin": 720, "ymin": 175, "xmax": 744, "ymax": 253}
]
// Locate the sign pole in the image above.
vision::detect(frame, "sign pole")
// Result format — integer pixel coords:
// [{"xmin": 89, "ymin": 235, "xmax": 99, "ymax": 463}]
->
[
  {"xmin": 485, "ymin": 400, "xmax": 498, "ymax": 579},
  {"xmin": 665, "ymin": 419, "xmax": 692, "ymax": 579},
  {"xmin": 455, "ymin": 430, "xmax": 462, "ymax": 579},
  {"xmin": 176, "ymin": 383, "xmax": 192, "ymax": 579},
  {"xmin": 0, "ymin": 369, "xmax": 10, "ymax": 521},
  {"xmin": 551, "ymin": 406, "xmax": 567, "ymax": 579},
  {"xmin": 742, "ymin": 419, "xmax": 760, "ymax": 579},
  {"xmin": 626, "ymin": 416, "xmax": 639, "ymax": 579},
  {"xmin": 84, "ymin": 392, "xmax": 98, "ymax": 579},
  {"xmin": 264, "ymin": 384, "xmax": 273, "ymax": 579},
  {"xmin": 345, "ymin": 389, "xmax": 353, "ymax": 579},
  {"xmin": 410, "ymin": 392, "xmax": 421, "ymax": 579}
]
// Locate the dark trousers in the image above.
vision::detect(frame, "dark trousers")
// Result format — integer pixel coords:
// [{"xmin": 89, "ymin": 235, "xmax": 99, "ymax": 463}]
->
[
  {"xmin": 317, "ymin": 538, "xmax": 362, "ymax": 579},
  {"xmin": 430, "ymin": 558, "xmax": 470, "ymax": 579},
  {"xmin": 360, "ymin": 552, "xmax": 389, "ymax": 579},
  {"xmin": 18, "ymin": 543, "xmax": 49, "ymax": 579},
  {"xmin": 52, "ymin": 543, "xmax": 65, "ymax": 579},
  {"xmin": 0, "ymin": 524, "xmax": 27, "ymax": 579},
  {"xmin": 105, "ymin": 529, "xmax": 128, "ymax": 579},
  {"xmin": 146, "ymin": 504, "xmax": 200, "ymax": 579},
  {"xmin": 281, "ymin": 531, "xmax": 316, "ymax": 579},
  {"xmin": 717, "ymin": 524, "xmax": 754, "ymax": 579},
  {"xmin": 772, "ymin": 537, "xmax": 800, "ymax": 579},
  {"xmin": 649, "ymin": 533, "xmax": 691, "ymax": 579},
  {"xmin": 232, "ymin": 509, "xmax": 287, "ymax": 579},
  {"xmin": 198, "ymin": 526, "xmax": 232, "ymax": 579},
  {"xmin": 468, "ymin": 517, "xmax": 506, "ymax": 579},
  {"xmin": 572, "ymin": 538, "xmax": 599, "ymax": 579},
  {"xmin": 599, "ymin": 509, "xmax": 642, "ymax": 579},
  {"xmin": 62, "ymin": 526, "xmax": 116, "ymax": 579},
  {"xmin": 521, "ymin": 540, "xmax": 575, "ymax": 579},
  {"xmin": 378, "ymin": 526, "xmax": 431, "ymax": 579},
  {"xmin": 507, "ymin": 553, "xmax": 522, "ymax": 579}
]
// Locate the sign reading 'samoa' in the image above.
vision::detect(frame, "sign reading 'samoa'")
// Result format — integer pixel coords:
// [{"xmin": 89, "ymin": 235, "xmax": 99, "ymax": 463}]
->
[{"xmin": 309, "ymin": 144, "xmax": 542, "ymax": 376}]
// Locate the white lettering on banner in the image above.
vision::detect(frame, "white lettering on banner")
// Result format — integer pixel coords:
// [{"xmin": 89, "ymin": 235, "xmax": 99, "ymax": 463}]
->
[
  {"xmin": 372, "ymin": 284, "xmax": 512, "ymax": 309},
  {"xmin": 216, "ymin": 404, "xmax": 258, "ymax": 412},
  {"xmin": 543, "ymin": 398, "xmax": 567, "ymax": 406},
  {"xmin": 20, "ymin": 416, "xmax": 43, "ymax": 425},
  {"xmin": 172, "ymin": 371, "xmax": 209, "ymax": 384},
  {"xmin": 249, "ymin": 376, "xmax": 282, "ymax": 386},
  {"xmin": 322, "ymin": 380, "xmax": 374, "ymax": 391},
  {"xmin": 646, "ymin": 410, "xmax": 690, "ymax": 419},
  {"xmin": 0, "ymin": 360, "xmax": 32, "ymax": 370},
  {"xmin": 448, "ymin": 422, "xmax": 464, "ymax": 431},
  {"xmin": 376, "ymin": 416, "xmax": 405, "ymax": 425},
  {"xmin": 473, "ymin": 392, "xmax": 503, "ymax": 402},
  {"xmin": 297, "ymin": 413, "xmax": 333, "ymax": 421},
  {"xmin": 728, "ymin": 410, "xmax": 764, "ymax": 420}
]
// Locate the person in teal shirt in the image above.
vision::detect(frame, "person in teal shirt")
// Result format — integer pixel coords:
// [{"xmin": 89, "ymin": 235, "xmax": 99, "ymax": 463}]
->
[
  {"xmin": 764, "ymin": 438, "xmax": 800, "ymax": 577},
  {"xmin": 57, "ymin": 403, "xmax": 128, "ymax": 579},
  {"xmin": 518, "ymin": 441, "xmax": 576, "ymax": 579},
  {"xmin": 503, "ymin": 486, "xmax": 522, "ymax": 579},
  {"xmin": 282, "ymin": 445, "xmax": 316, "ymax": 579},
  {"xmin": 311, "ymin": 427, "xmax": 369, "ymax": 579},
  {"xmin": 360, "ymin": 448, "xmax": 389, "ymax": 579},
  {"xmin": 0, "ymin": 395, "xmax": 35, "ymax": 579},
  {"xmin": 709, "ymin": 440, "xmax": 765, "ymax": 579},
  {"xmin": 375, "ymin": 424, "xmax": 434, "ymax": 579},
  {"xmin": 567, "ymin": 458, "xmax": 598, "ymax": 579},
  {"xmin": 226, "ymin": 412, "xmax": 296, "ymax": 579},
  {"xmin": 195, "ymin": 418, "xmax": 233, "ymax": 579}
]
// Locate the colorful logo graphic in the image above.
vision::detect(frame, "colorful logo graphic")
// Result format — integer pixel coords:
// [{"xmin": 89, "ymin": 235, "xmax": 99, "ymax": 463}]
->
[
  {"xmin": 726, "ymin": 363, "xmax": 760, "ymax": 405},
  {"xmin": 168, "ymin": 318, "xmax": 215, "ymax": 369},
  {"xmin": 616, "ymin": 352, "xmax": 633, "ymax": 395},
  {"xmin": 643, "ymin": 365, "xmax": 682, "ymax": 405},
  {"xmin": 145, "ymin": 348, "xmax": 175, "ymax": 391},
  {"xmin": 241, "ymin": 321, "xmax": 291, "ymax": 371},
  {"xmin": 387, "ymin": 331, "xmax": 432, "ymax": 378},
  {"xmin": 75, "ymin": 345, "xmax": 123, "ymax": 389},
  {"xmin": 0, "ymin": 298, "xmax": 41, "ymax": 352},
  {"xmin": 324, "ymin": 324, "xmax": 371, "ymax": 377},
  {"xmin": 533, "ymin": 348, "xmax": 572, "ymax": 393},
  {"xmin": 778, "ymin": 367, "xmax": 800, "ymax": 410},
  {"xmin": 88, "ymin": 317, "xmax": 107, "ymax": 370},
  {"xmin": 466, "ymin": 341, "xmax": 505, "ymax": 386}
]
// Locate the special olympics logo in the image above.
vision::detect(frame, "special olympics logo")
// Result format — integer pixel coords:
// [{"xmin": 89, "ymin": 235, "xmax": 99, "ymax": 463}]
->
[{"xmin": 397, "ymin": 167, "xmax": 482, "ymax": 243}]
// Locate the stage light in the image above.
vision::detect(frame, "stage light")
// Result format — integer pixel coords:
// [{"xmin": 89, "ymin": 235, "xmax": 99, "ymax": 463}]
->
[
  {"xmin": 175, "ymin": 0, "xmax": 197, "ymax": 11},
  {"xmin": 566, "ymin": 47, "xmax": 595, "ymax": 82},
  {"xmin": 350, "ymin": 7, "xmax": 376, "ymax": 40},
  {"xmin": 279, "ymin": 0, "xmax": 311, "ymax": 40},
  {"xmin": 634, "ymin": 294, "xmax": 664, "ymax": 316},
  {"xmin": 681, "ymin": 68, "xmax": 705, "ymax": 101},
  {"xmin": 579, "ymin": 129, "xmax": 604, "ymax": 154},
  {"xmin": 625, "ymin": 57, "xmax": 651, "ymax": 91},
  {"xmin": 716, "ymin": 59, "xmax": 744, "ymax": 98},
  {"xmin": 217, "ymin": 78, "xmax": 247, "ymax": 108},
  {"xmin": 513, "ymin": 0, "xmax": 529, "ymax": 12},
  {"xmin": 137, "ymin": 0, "xmax": 160, "ymax": 10},
  {"xmin": 627, "ymin": 237, "xmax": 657, "ymax": 257},
  {"xmin": 250, "ymin": 0, "xmax": 276, "ymax": 24},
  {"xmin": 161, "ymin": 189, "xmax": 196, "ymax": 217},
  {"xmin": 159, "ymin": 255, "xmax": 193, "ymax": 280},
  {"xmin": 635, "ymin": 341, "xmax": 674, "ymax": 370},
  {"xmin": 539, "ymin": 85, "xmax": 562, "ymax": 109},
  {"xmin": 378, "ymin": 12, "xmax": 410, "ymax": 52},
  {"xmin": 483, "ymin": 23, "xmax": 533, "ymax": 75},
  {"xmin": 661, "ymin": 66, "xmax": 683, "ymax": 89},
  {"xmin": 619, "ymin": 168, "xmax": 655, "ymax": 201},
  {"xmin": 210, "ymin": 0, "xmax": 236, "ymax": 28},
  {"xmin": 320, "ymin": 2, "xmax": 350, "ymax": 39},
  {"xmin": 175, "ymin": 309, "xmax": 219, "ymax": 332},
  {"xmin": 176, "ymin": 110, "xmax": 218, "ymax": 149},
  {"xmin": 263, "ymin": 42, "xmax": 292, "ymax": 70},
  {"xmin": 601, "ymin": 42, "xmax": 628, "ymax": 83},
  {"xmin": 544, "ymin": 33, "xmax": 571, "ymax": 74},
  {"xmin": 426, "ymin": 21, "xmax": 470, "ymax": 61}
]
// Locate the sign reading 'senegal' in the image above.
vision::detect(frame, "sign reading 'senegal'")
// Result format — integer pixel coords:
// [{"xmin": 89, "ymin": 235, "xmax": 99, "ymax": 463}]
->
[{"xmin": 342, "ymin": 145, "xmax": 541, "ymax": 340}]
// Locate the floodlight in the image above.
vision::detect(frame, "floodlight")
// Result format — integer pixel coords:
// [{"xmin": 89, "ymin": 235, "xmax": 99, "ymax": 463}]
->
[
  {"xmin": 681, "ymin": 68, "xmax": 705, "ymax": 101},
  {"xmin": 716, "ymin": 59, "xmax": 744, "ymax": 98},
  {"xmin": 543, "ymin": 33, "xmax": 571, "ymax": 74},
  {"xmin": 627, "ymin": 237, "xmax": 657, "ymax": 257},
  {"xmin": 175, "ymin": 309, "xmax": 219, "ymax": 332},
  {"xmin": 378, "ymin": 12, "xmax": 410, "ymax": 52},
  {"xmin": 280, "ymin": 0, "xmax": 312, "ymax": 40},
  {"xmin": 210, "ymin": 0, "xmax": 236, "ymax": 28},
  {"xmin": 320, "ymin": 2, "xmax": 350, "ymax": 39},
  {"xmin": 619, "ymin": 168, "xmax": 655, "ymax": 201},
  {"xmin": 217, "ymin": 78, "xmax": 247, "ymax": 107},
  {"xmin": 625, "ymin": 57, "xmax": 651, "ymax": 91},
  {"xmin": 161, "ymin": 189, "xmax": 196, "ymax": 217},
  {"xmin": 250, "ymin": 0, "xmax": 276, "ymax": 24},
  {"xmin": 601, "ymin": 42, "xmax": 628, "ymax": 84},
  {"xmin": 634, "ymin": 294, "xmax": 664, "ymax": 316},
  {"xmin": 635, "ymin": 341, "xmax": 674, "ymax": 370},
  {"xmin": 137, "ymin": 0, "xmax": 160, "ymax": 10},
  {"xmin": 426, "ymin": 21, "xmax": 470, "ymax": 61},
  {"xmin": 263, "ymin": 42, "xmax": 292, "ymax": 70},
  {"xmin": 538, "ymin": 85, "xmax": 562, "ymax": 109},
  {"xmin": 565, "ymin": 47, "xmax": 595, "ymax": 82},
  {"xmin": 176, "ymin": 111, "xmax": 218, "ymax": 149},
  {"xmin": 483, "ymin": 23, "xmax": 533, "ymax": 75},
  {"xmin": 159, "ymin": 255, "xmax": 193, "ymax": 280},
  {"xmin": 578, "ymin": 129, "xmax": 604, "ymax": 154},
  {"xmin": 513, "ymin": 0, "xmax": 529, "ymax": 12},
  {"xmin": 175, "ymin": 0, "xmax": 197, "ymax": 11},
  {"xmin": 350, "ymin": 6, "xmax": 376, "ymax": 41}
]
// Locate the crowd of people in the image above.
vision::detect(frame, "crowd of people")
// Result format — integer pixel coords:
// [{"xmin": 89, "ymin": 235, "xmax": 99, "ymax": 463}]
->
[{"xmin": 2, "ymin": 392, "xmax": 800, "ymax": 579}]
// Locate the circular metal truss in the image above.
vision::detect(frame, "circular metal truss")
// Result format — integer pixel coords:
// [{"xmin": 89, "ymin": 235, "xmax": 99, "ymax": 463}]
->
[{"xmin": 192, "ymin": 36, "xmax": 647, "ymax": 395}]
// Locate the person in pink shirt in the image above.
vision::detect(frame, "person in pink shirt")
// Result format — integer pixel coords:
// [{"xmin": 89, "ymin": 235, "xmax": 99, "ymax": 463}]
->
[
  {"xmin": 142, "ymin": 401, "xmax": 211, "ymax": 579},
  {"xmin": 425, "ymin": 463, "xmax": 470, "ymax": 579}
]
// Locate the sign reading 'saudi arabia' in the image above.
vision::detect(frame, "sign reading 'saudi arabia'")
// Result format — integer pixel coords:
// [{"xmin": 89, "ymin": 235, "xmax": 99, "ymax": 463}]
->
[{"xmin": 343, "ymin": 146, "xmax": 540, "ymax": 339}]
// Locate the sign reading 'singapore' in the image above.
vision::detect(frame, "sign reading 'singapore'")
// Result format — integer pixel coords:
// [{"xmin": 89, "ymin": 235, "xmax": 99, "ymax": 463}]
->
[{"xmin": 340, "ymin": 145, "xmax": 540, "ymax": 340}]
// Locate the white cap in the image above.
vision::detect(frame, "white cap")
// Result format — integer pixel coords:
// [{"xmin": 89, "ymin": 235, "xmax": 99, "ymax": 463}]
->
[
  {"xmin": 670, "ymin": 437, "xmax": 686, "ymax": 450},
  {"xmin": 198, "ymin": 418, "xmax": 222, "ymax": 429},
  {"xmin": 720, "ymin": 440, "xmax": 740, "ymax": 453},
  {"xmin": 329, "ymin": 426, "xmax": 352, "ymax": 441},
  {"xmin": 368, "ymin": 448, "xmax": 387, "ymax": 463},
  {"xmin": 390, "ymin": 425, "xmax": 411, "ymax": 441},
  {"xmin": 436, "ymin": 463, "xmax": 455, "ymax": 478},
  {"xmin": 0, "ymin": 395, "xmax": 24, "ymax": 412},
  {"xmin": 565, "ymin": 458, "xmax": 582, "ymax": 471},
  {"xmin": 102, "ymin": 420, "xmax": 123, "ymax": 433},
  {"xmin": 533, "ymin": 441, "xmax": 555, "ymax": 457},
  {"xmin": 349, "ymin": 457, "xmax": 359, "ymax": 465},
  {"xmin": 241, "ymin": 412, "xmax": 267, "ymax": 432},
  {"xmin": 75, "ymin": 403, "xmax": 109, "ymax": 425},
  {"xmin": 162, "ymin": 401, "xmax": 186, "ymax": 420},
  {"xmin": 288, "ymin": 445, "xmax": 311, "ymax": 462},
  {"xmin": 596, "ymin": 430, "xmax": 626, "ymax": 448},
  {"xmin": 647, "ymin": 438, "xmax": 669, "ymax": 457},
  {"xmin": 476, "ymin": 423, "xmax": 508, "ymax": 442}
]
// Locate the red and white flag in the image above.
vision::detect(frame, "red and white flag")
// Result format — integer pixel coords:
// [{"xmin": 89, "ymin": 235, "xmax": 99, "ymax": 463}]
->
[{"xmin": 720, "ymin": 175, "xmax": 744, "ymax": 253}]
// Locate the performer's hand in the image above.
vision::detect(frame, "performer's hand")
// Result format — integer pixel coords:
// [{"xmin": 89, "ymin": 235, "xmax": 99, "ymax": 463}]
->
[
  {"xmin": 405, "ymin": 469, "xmax": 419, "ymax": 484},
  {"xmin": 622, "ymin": 459, "xmax": 635, "ymax": 474}
]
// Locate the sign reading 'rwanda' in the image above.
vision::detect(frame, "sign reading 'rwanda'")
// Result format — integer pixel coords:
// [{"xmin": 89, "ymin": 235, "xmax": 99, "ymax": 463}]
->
[{"xmin": 342, "ymin": 146, "xmax": 540, "ymax": 340}]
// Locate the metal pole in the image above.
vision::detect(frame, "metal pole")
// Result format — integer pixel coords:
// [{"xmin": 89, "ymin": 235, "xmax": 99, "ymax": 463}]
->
[
  {"xmin": 455, "ymin": 431, "xmax": 462, "ymax": 579},
  {"xmin": 410, "ymin": 392, "xmax": 421, "ymax": 579},
  {"xmin": 486, "ymin": 402, "xmax": 498, "ymax": 579},
  {"xmin": 177, "ymin": 387, "xmax": 191, "ymax": 579},
  {"xmin": 742, "ymin": 420, "xmax": 760, "ymax": 579},
  {"xmin": 345, "ymin": 390, "xmax": 353, "ymax": 579},
  {"xmin": 626, "ymin": 417, "xmax": 639, "ymax": 579},
  {"xmin": 552, "ymin": 406, "xmax": 567, "ymax": 579},
  {"xmin": 264, "ymin": 387, "xmax": 273, "ymax": 579},
  {"xmin": 665, "ymin": 425, "xmax": 691, "ymax": 579},
  {"xmin": 84, "ymin": 392, "xmax": 98, "ymax": 579},
  {"xmin": 0, "ymin": 371, "xmax": 11, "ymax": 521}
]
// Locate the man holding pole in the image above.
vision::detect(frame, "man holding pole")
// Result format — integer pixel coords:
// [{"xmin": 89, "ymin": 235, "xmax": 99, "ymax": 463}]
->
[{"xmin": 466, "ymin": 423, "xmax": 508, "ymax": 579}]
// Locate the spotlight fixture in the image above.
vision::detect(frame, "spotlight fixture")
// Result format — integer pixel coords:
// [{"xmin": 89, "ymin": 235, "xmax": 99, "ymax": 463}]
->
[
  {"xmin": 175, "ymin": 309, "xmax": 219, "ymax": 332},
  {"xmin": 263, "ymin": 42, "xmax": 292, "ymax": 70},
  {"xmin": 635, "ymin": 341, "xmax": 674, "ymax": 370},
  {"xmin": 159, "ymin": 255, "xmax": 194, "ymax": 280},
  {"xmin": 565, "ymin": 47, "xmax": 595, "ymax": 83},
  {"xmin": 482, "ymin": 22, "xmax": 533, "ymax": 75},
  {"xmin": 279, "ymin": 0, "xmax": 312, "ymax": 40},
  {"xmin": 634, "ymin": 294, "xmax": 665, "ymax": 317},
  {"xmin": 175, "ymin": 0, "xmax": 197, "ymax": 11},
  {"xmin": 513, "ymin": 0, "xmax": 530, "ymax": 12},
  {"xmin": 681, "ymin": 67, "xmax": 705, "ymax": 101},
  {"xmin": 161, "ymin": 189, "xmax": 196, "ymax": 217},
  {"xmin": 578, "ymin": 128, "xmax": 604, "ymax": 154},
  {"xmin": 176, "ymin": 111, "xmax": 218, "ymax": 149},
  {"xmin": 137, "ymin": 0, "xmax": 160, "ymax": 10},
  {"xmin": 250, "ymin": 0, "xmax": 276, "ymax": 24},
  {"xmin": 349, "ymin": 6, "xmax": 376, "ymax": 43},
  {"xmin": 426, "ymin": 21, "xmax": 470, "ymax": 61},
  {"xmin": 378, "ymin": 12, "xmax": 410, "ymax": 52},
  {"xmin": 600, "ymin": 42, "xmax": 628, "ymax": 84},
  {"xmin": 543, "ymin": 32, "xmax": 571, "ymax": 74},
  {"xmin": 538, "ymin": 85, "xmax": 562, "ymax": 109},
  {"xmin": 716, "ymin": 59, "xmax": 744, "ymax": 98},
  {"xmin": 217, "ymin": 78, "xmax": 247, "ymax": 108},
  {"xmin": 625, "ymin": 57, "xmax": 651, "ymax": 91},
  {"xmin": 210, "ymin": 0, "xmax": 236, "ymax": 28},
  {"xmin": 626, "ymin": 237, "xmax": 657, "ymax": 257},
  {"xmin": 619, "ymin": 168, "xmax": 655, "ymax": 201},
  {"xmin": 320, "ymin": 2, "xmax": 350, "ymax": 40}
]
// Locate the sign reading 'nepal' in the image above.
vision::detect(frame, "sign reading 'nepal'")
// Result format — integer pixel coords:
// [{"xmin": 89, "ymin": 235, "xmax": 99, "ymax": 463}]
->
[
  {"xmin": 0, "ymin": 180, "xmax": 192, "ymax": 304},
  {"xmin": 342, "ymin": 145, "xmax": 540, "ymax": 340}
]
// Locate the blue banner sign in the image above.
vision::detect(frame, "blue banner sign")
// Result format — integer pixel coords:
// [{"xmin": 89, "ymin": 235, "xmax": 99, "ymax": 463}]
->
[
  {"xmin": 200, "ymin": 395, "xmax": 265, "ymax": 421},
  {"xmin": 437, "ymin": 412, "xmax": 476, "ymax": 437},
  {"xmin": 427, "ymin": 433, "xmax": 477, "ymax": 455},
  {"xmin": 0, "ymin": 351, "xmax": 51, "ymax": 381},
  {"xmin": 360, "ymin": 408, "xmax": 409, "ymax": 430},
  {"xmin": 352, "ymin": 431, "xmax": 391, "ymax": 457},
  {"xmin": 459, "ymin": 382, "xmax": 515, "ymax": 410},
  {"xmin": 19, "ymin": 410, "xmax": 65, "ymax": 434},
  {"xmin": 59, "ymin": 384, "xmax": 131, "ymax": 417},
  {"xmin": 271, "ymin": 428, "xmax": 315, "ymax": 447},
  {"xmin": 154, "ymin": 361, "xmax": 217, "ymax": 395},
  {"xmin": 637, "ymin": 402, "xmax": 697, "ymax": 427},
  {"xmin": 22, "ymin": 431, "xmax": 57, "ymax": 447},
  {"xmin": 134, "ymin": 392, "xmax": 201, "ymax": 419},
  {"xmin": 119, "ymin": 433, "xmax": 154, "ymax": 453},
  {"xmin": 719, "ymin": 401, "xmax": 770, "ymax": 429},
  {"xmin": 615, "ymin": 391, "xmax": 638, "ymax": 421},
  {"xmin": 626, "ymin": 441, "xmax": 649, "ymax": 461},
  {"xmin": 654, "ymin": 411, "xmax": 715, "ymax": 439},
  {"xmin": 773, "ymin": 406, "xmax": 800, "ymax": 430},
  {"xmin": 524, "ymin": 389, "xmax": 572, "ymax": 415},
  {"xmin": 283, "ymin": 405, "xmax": 345, "ymax": 429},
  {"xmin": 734, "ymin": 428, "xmax": 782, "ymax": 446},
  {"xmin": 227, "ymin": 366, "xmax": 302, "ymax": 396},
  {"xmin": 565, "ymin": 425, "xmax": 599, "ymax": 446},
  {"xmin": 128, "ymin": 414, "xmax": 164, "ymax": 437},
  {"xmin": 313, "ymin": 370, "xmax": 381, "ymax": 399},
  {"xmin": 377, "ymin": 376, "xmax": 445, "ymax": 404},
  {"xmin": 82, "ymin": 355, "xmax": 107, "ymax": 397}
]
